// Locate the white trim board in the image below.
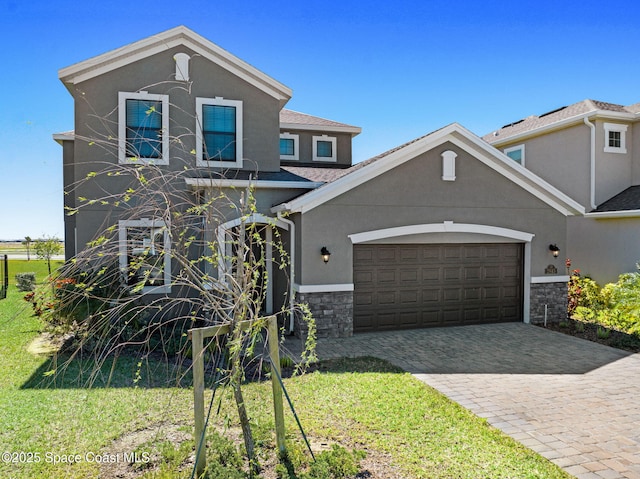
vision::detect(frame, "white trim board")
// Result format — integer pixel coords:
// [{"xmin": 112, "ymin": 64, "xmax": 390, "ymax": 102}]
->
[
  {"xmin": 185, "ymin": 178, "xmax": 323, "ymax": 190},
  {"xmin": 531, "ymin": 275, "xmax": 570, "ymax": 283},
  {"xmin": 293, "ymin": 283, "xmax": 354, "ymax": 293},
  {"xmin": 349, "ymin": 222, "xmax": 535, "ymax": 244}
]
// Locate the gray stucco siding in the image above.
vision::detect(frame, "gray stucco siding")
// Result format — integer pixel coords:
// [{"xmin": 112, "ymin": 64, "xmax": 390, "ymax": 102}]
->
[
  {"xmin": 296, "ymin": 142, "xmax": 568, "ymax": 286},
  {"xmin": 498, "ymin": 124, "xmax": 591, "ymax": 207},
  {"xmin": 568, "ymin": 216, "xmax": 640, "ymax": 284},
  {"xmin": 279, "ymin": 129, "xmax": 353, "ymax": 167},
  {"xmin": 594, "ymin": 120, "xmax": 633, "ymax": 207}
]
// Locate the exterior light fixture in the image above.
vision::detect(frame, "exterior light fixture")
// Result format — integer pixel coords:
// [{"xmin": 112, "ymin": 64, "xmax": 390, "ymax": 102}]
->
[
  {"xmin": 321, "ymin": 246, "xmax": 331, "ymax": 264},
  {"xmin": 549, "ymin": 244, "xmax": 560, "ymax": 258}
]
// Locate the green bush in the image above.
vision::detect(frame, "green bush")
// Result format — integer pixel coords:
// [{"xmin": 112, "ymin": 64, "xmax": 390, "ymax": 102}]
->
[
  {"xmin": 15, "ymin": 272, "xmax": 36, "ymax": 291},
  {"xmin": 569, "ymin": 265, "xmax": 640, "ymax": 338}
]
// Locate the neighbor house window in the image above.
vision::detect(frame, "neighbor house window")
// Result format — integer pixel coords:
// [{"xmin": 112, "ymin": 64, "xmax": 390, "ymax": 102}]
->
[
  {"xmin": 118, "ymin": 92, "xmax": 169, "ymax": 164},
  {"xmin": 118, "ymin": 219, "xmax": 171, "ymax": 294},
  {"xmin": 604, "ymin": 123, "xmax": 627, "ymax": 154},
  {"xmin": 504, "ymin": 145, "xmax": 525, "ymax": 165},
  {"xmin": 196, "ymin": 97, "xmax": 243, "ymax": 167},
  {"xmin": 312, "ymin": 135, "xmax": 337, "ymax": 162},
  {"xmin": 279, "ymin": 132, "xmax": 299, "ymax": 161}
]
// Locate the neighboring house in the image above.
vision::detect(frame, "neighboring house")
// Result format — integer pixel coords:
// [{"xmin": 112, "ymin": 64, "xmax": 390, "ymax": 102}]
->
[
  {"xmin": 483, "ymin": 100, "xmax": 640, "ymax": 284},
  {"xmin": 54, "ymin": 26, "xmax": 586, "ymax": 338}
]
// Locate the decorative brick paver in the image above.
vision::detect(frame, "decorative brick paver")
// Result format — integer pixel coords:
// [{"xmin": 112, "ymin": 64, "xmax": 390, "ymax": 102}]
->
[{"xmin": 284, "ymin": 323, "xmax": 640, "ymax": 478}]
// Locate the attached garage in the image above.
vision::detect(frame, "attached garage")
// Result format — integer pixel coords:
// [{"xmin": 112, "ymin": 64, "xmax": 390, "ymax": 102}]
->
[
  {"xmin": 353, "ymin": 243, "xmax": 523, "ymax": 332},
  {"xmin": 276, "ymin": 123, "xmax": 584, "ymax": 337}
]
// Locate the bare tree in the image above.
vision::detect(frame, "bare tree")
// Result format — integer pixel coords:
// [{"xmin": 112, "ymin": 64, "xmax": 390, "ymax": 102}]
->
[{"xmin": 42, "ymin": 85, "xmax": 316, "ymax": 475}]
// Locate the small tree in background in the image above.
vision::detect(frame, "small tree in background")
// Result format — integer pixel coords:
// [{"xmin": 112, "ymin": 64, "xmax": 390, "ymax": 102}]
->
[
  {"xmin": 34, "ymin": 236, "xmax": 63, "ymax": 276},
  {"xmin": 22, "ymin": 236, "xmax": 32, "ymax": 261}
]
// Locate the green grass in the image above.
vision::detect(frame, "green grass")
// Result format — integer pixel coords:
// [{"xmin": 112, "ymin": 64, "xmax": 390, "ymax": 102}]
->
[{"xmin": 0, "ymin": 261, "xmax": 571, "ymax": 478}]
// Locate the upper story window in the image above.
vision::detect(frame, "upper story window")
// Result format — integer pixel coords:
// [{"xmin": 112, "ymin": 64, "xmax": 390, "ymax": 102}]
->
[
  {"xmin": 279, "ymin": 132, "xmax": 299, "ymax": 161},
  {"xmin": 604, "ymin": 123, "xmax": 628, "ymax": 154},
  {"xmin": 504, "ymin": 144, "xmax": 525, "ymax": 165},
  {"xmin": 118, "ymin": 219, "xmax": 171, "ymax": 294},
  {"xmin": 196, "ymin": 97, "xmax": 243, "ymax": 168},
  {"xmin": 118, "ymin": 92, "xmax": 169, "ymax": 164},
  {"xmin": 312, "ymin": 135, "xmax": 337, "ymax": 162}
]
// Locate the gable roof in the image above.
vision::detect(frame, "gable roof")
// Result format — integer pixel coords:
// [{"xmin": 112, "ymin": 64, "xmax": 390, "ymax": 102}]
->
[
  {"xmin": 58, "ymin": 26, "xmax": 292, "ymax": 107},
  {"xmin": 280, "ymin": 109, "xmax": 362, "ymax": 136},
  {"xmin": 273, "ymin": 123, "xmax": 585, "ymax": 216},
  {"xmin": 484, "ymin": 99, "xmax": 640, "ymax": 146}
]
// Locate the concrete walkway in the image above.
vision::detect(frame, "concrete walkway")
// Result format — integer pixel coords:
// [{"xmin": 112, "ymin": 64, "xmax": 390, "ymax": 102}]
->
[{"xmin": 283, "ymin": 323, "xmax": 640, "ymax": 479}]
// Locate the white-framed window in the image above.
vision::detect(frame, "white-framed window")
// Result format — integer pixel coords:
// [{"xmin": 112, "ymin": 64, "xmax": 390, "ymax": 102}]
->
[
  {"xmin": 196, "ymin": 97, "xmax": 243, "ymax": 167},
  {"xmin": 504, "ymin": 144, "xmax": 525, "ymax": 165},
  {"xmin": 118, "ymin": 219, "xmax": 171, "ymax": 294},
  {"xmin": 312, "ymin": 135, "xmax": 337, "ymax": 162},
  {"xmin": 279, "ymin": 132, "xmax": 299, "ymax": 161},
  {"xmin": 604, "ymin": 123, "xmax": 628, "ymax": 154},
  {"xmin": 118, "ymin": 91, "xmax": 169, "ymax": 165}
]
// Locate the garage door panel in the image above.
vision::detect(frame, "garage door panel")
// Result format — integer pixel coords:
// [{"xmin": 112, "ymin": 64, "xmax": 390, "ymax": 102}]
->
[
  {"xmin": 354, "ymin": 270, "xmax": 374, "ymax": 285},
  {"xmin": 443, "ymin": 288, "xmax": 462, "ymax": 302},
  {"xmin": 444, "ymin": 267, "xmax": 462, "ymax": 281},
  {"xmin": 399, "ymin": 290, "xmax": 419, "ymax": 305},
  {"xmin": 399, "ymin": 311, "xmax": 420, "ymax": 327},
  {"xmin": 400, "ymin": 269, "xmax": 419, "ymax": 283},
  {"xmin": 502, "ymin": 285, "xmax": 520, "ymax": 299},
  {"xmin": 484, "ymin": 266, "xmax": 501, "ymax": 280},
  {"xmin": 464, "ymin": 287, "xmax": 481, "ymax": 300},
  {"xmin": 354, "ymin": 291, "xmax": 374, "ymax": 306},
  {"xmin": 353, "ymin": 243, "xmax": 523, "ymax": 332},
  {"xmin": 422, "ymin": 267, "xmax": 440, "ymax": 281},
  {"xmin": 444, "ymin": 246, "xmax": 463, "ymax": 260},
  {"xmin": 377, "ymin": 247, "xmax": 398, "ymax": 263},
  {"xmin": 399, "ymin": 247, "xmax": 419, "ymax": 262},
  {"xmin": 464, "ymin": 266, "xmax": 482, "ymax": 281},
  {"xmin": 423, "ymin": 289, "xmax": 440, "ymax": 302},
  {"xmin": 378, "ymin": 269, "xmax": 397, "ymax": 284},
  {"xmin": 483, "ymin": 286, "xmax": 500, "ymax": 300},
  {"xmin": 378, "ymin": 312, "xmax": 399, "ymax": 329},
  {"xmin": 377, "ymin": 291, "xmax": 397, "ymax": 305}
]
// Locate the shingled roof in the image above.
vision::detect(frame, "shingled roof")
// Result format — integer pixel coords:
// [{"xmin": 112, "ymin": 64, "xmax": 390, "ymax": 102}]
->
[
  {"xmin": 483, "ymin": 99, "xmax": 639, "ymax": 144},
  {"xmin": 593, "ymin": 186, "xmax": 640, "ymax": 213},
  {"xmin": 279, "ymin": 109, "xmax": 361, "ymax": 135}
]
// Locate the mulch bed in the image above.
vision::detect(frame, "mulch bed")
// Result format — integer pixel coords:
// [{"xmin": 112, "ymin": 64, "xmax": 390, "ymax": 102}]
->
[{"xmin": 538, "ymin": 318, "xmax": 640, "ymax": 353}]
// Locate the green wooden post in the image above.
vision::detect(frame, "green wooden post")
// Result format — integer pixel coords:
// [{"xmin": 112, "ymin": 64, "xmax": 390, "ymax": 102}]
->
[
  {"xmin": 267, "ymin": 316, "xmax": 286, "ymax": 454},
  {"xmin": 191, "ymin": 328, "xmax": 206, "ymax": 477}
]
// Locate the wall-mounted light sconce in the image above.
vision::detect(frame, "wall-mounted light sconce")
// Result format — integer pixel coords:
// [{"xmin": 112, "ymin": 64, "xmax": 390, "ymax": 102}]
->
[
  {"xmin": 549, "ymin": 244, "xmax": 560, "ymax": 258},
  {"xmin": 320, "ymin": 246, "xmax": 331, "ymax": 264}
]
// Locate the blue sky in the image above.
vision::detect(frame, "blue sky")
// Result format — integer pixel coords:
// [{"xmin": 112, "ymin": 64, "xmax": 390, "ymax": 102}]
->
[{"xmin": 2, "ymin": 0, "xmax": 640, "ymax": 240}]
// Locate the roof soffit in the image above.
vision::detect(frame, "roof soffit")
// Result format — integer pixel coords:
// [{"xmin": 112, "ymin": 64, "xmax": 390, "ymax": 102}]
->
[{"xmin": 58, "ymin": 26, "xmax": 292, "ymax": 106}]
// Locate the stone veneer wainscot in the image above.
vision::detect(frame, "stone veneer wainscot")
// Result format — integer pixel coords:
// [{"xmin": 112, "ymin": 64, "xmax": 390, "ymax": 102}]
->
[{"xmin": 296, "ymin": 291, "xmax": 354, "ymax": 338}]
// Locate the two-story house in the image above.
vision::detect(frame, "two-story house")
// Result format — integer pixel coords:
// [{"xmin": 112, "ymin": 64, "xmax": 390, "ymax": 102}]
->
[
  {"xmin": 55, "ymin": 26, "xmax": 585, "ymax": 337},
  {"xmin": 484, "ymin": 100, "xmax": 640, "ymax": 283}
]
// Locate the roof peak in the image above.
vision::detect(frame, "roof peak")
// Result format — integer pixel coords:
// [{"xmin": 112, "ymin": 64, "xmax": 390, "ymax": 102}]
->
[
  {"xmin": 484, "ymin": 98, "xmax": 639, "ymax": 144},
  {"xmin": 58, "ymin": 26, "xmax": 292, "ymax": 107}
]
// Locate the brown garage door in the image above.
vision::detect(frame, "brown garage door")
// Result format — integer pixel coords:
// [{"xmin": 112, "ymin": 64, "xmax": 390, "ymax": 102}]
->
[{"xmin": 353, "ymin": 243, "xmax": 523, "ymax": 332}]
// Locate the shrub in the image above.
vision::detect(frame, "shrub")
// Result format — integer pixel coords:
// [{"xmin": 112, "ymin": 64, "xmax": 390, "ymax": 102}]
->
[{"xmin": 15, "ymin": 272, "xmax": 36, "ymax": 291}]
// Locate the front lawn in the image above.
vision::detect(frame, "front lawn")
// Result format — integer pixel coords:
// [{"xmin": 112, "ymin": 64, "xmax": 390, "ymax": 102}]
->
[{"xmin": 0, "ymin": 260, "xmax": 570, "ymax": 478}]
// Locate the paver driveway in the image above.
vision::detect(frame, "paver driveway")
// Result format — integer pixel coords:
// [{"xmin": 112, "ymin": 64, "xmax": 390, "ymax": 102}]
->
[{"xmin": 285, "ymin": 323, "xmax": 640, "ymax": 479}]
